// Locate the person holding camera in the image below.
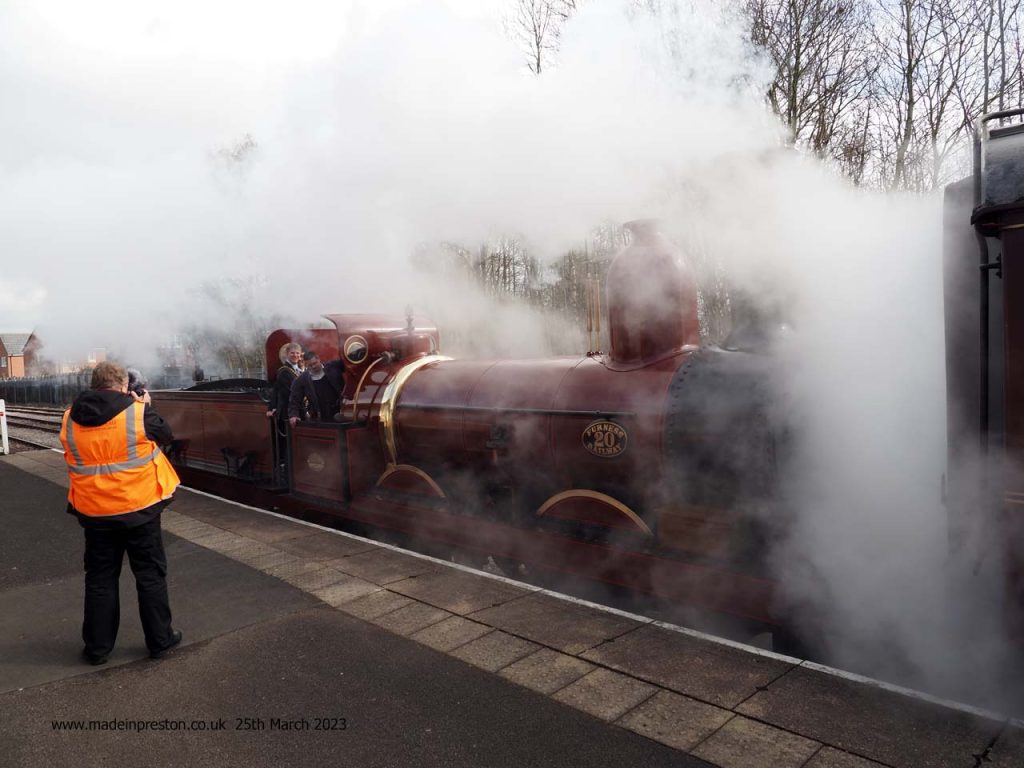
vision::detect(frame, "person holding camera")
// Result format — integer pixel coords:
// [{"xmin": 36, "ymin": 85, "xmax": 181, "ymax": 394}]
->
[{"xmin": 59, "ymin": 361, "xmax": 182, "ymax": 665}]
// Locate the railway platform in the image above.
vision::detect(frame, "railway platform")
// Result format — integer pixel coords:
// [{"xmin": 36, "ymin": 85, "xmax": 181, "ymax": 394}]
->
[{"xmin": 2, "ymin": 449, "xmax": 1022, "ymax": 768}]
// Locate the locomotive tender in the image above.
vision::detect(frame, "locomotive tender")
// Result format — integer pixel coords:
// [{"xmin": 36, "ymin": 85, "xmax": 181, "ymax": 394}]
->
[{"xmin": 153, "ymin": 107, "xmax": 1024, "ymax": 642}]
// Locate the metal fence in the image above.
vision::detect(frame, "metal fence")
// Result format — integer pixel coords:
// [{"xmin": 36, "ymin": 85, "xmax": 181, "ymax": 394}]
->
[
  {"xmin": 0, "ymin": 373, "xmax": 92, "ymax": 406},
  {"xmin": 0, "ymin": 369, "xmax": 265, "ymax": 406}
]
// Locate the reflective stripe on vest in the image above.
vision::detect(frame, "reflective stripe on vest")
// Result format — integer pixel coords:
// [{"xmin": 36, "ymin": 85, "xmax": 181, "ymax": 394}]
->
[
  {"xmin": 63, "ymin": 403, "xmax": 155, "ymax": 474},
  {"xmin": 65, "ymin": 449, "xmax": 159, "ymax": 475},
  {"xmin": 60, "ymin": 401, "xmax": 180, "ymax": 517},
  {"xmin": 62, "ymin": 409, "xmax": 85, "ymax": 465}
]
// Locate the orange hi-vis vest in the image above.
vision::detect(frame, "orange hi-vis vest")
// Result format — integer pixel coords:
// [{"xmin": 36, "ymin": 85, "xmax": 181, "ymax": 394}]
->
[{"xmin": 60, "ymin": 402, "xmax": 180, "ymax": 517}]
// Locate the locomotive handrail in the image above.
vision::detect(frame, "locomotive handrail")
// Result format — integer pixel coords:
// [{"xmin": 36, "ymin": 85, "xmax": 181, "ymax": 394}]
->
[
  {"xmin": 398, "ymin": 403, "xmax": 637, "ymax": 418},
  {"xmin": 351, "ymin": 356, "xmax": 386, "ymax": 423},
  {"xmin": 183, "ymin": 378, "xmax": 269, "ymax": 393}
]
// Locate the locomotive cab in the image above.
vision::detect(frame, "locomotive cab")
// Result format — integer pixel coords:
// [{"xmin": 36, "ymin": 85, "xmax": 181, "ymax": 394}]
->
[{"xmin": 278, "ymin": 315, "xmax": 442, "ymax": 505}]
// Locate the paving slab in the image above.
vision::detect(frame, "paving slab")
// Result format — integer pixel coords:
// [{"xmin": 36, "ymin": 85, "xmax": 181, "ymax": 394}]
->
[
  {"xmin": 161, "ymin": 515, "xmax": 221, "ymax": 537},
  {"xmin": 988, "ymin": 723, "xmax": 1024, "ymax": 767},
  {"xmin": 339, "ymin": 589, "xmax": 415, "ymax": 620},
  {"xmin": 274, "ymin": 563, "xmax": 349, "ymax": 592},
  {"xmin": 189, "ymin": 532, "xmax": 256, "ymax": 556},
  {"xmin": 804, "ymin": 747, "xmax": 892, "ymax": 768},
  {"xmin": 410, "ymin": 616, "xmax": 493, "ymax": 653},
  {"xmin": 736, "ymin": 665, "xmax": 1002, "ymax": 768},
  {"xmin": 229, "ymin": 548, "xmax": 299, "ymax": 572},
  {"xmin": 216, "ymin": 539, "xmax": 281, "ymax": 562},
  {"xmin": 386, "ymin": 568, "xmax": 534, "ymax": 615},
  {"xmin": 499, "ymin": 648, "xmax": 596, "ymax": 695},
  {"xmin": 372, "ymin": 601, "xmax": 452, "ymax": 636},
  {"xmin": 468, "ymin": 592, "xmax": 646, "ymax": 654},
  {"xmin": 327, "ymin": 548, "xmax": 441, "ymax": 584},
  {"xmin": 553, "ymin": 667, "xmax": 658, "ymax": 721},
  {"xmin": 310, "ymin": 575, "xmax": 382, "ymax": 607},
  {"xmin": 691, "ymin": 715, "xmax": 821, "ymax": 768},
  {"xmin": 220, "ymin": 517, "xmax": 312, "ymax": 545},
  {"xmin": 450, "ymin": 631, "xmax": 542, "ymax": 673},
  {"xmin": 181, "ymin": 529, "xmax": 250, "ymax": 552},
  {"xmin": 270, "ymin": 531, "xmax": 378, "ymax": 561},
  {"xmin": 169, "ymin": 494, "xmax": 257, "ymax": 528},
  {"xmin": 581, "ymin": 623, "xmax": 795, "ymax": 708},
  {"xmin": 618, "ymin": 690, "xmax": 734, "ymax": 752}
]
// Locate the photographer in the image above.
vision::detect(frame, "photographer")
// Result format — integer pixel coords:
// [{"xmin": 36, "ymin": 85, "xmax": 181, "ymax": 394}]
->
[{"xmin": 59, "ymin": 361, "xmax": 182, "ymax": 665}]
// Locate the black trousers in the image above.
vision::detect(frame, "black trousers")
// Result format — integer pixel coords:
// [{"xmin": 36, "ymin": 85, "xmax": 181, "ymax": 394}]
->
[{"xmin": 82, "ymin": 517, "xmax": 174, "ymax": 657}]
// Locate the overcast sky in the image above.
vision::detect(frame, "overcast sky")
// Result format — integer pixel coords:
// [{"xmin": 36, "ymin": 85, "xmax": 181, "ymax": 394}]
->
[
  {"xmin": 0, "ymin": 0, "xmax": 518, "ymax": 358},
  {"xmin": 0, "ymin": 0, "xmax": 779, "ymax": 362}
]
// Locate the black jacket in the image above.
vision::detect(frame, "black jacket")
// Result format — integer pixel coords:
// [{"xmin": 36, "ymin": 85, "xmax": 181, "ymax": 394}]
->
[
  {"xmin": 270, "ymin": 364, "xmax": 299, "ymax": 421},
  {"xmin": 65, "ymin": 389, "xmax": 175, "ymax": 529},
  {"xmin": 287, "ymin": 360, "xmax": 345, "ymax": 422}
]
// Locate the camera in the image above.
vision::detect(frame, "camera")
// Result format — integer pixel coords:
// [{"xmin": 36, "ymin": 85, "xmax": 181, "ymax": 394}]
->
[{"xmin": 127, "ymin": 368, "xmax": 148, "ymax": 397}]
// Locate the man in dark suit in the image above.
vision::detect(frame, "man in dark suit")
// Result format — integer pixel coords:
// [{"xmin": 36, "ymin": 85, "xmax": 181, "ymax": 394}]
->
[{"xmin": 288, "ymin": 351, "xmax": 345, "ymax": 426}]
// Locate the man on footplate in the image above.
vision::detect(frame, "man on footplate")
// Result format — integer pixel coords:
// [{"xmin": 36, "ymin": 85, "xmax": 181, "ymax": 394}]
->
[{"xmin": 59, "ymin": 361, "xmax": 182, "ymax": 665}]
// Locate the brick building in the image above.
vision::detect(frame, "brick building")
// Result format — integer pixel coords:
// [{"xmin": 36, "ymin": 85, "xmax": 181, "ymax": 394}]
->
[{"xmin": 0, "ymin": 332, "xmax": 40, "ymax": 378}]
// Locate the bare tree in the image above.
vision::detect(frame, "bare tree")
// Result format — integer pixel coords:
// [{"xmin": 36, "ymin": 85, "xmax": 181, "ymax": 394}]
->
[
  {"xmin": 916, "ymin": 0, "xmax": 981, "ymax": 187},
  {"xmin": 742, "ymin": 0, "xmax": 1023, "ymax": 189},
  {"xmin": 870, "ymin": 0, "xmax": 945, "ymax": 188},
  {"xmin": 868, "ymin": 0, "xmax": 1010, "ymax": 190},
  {"xmin": 177, "ymin": 277, "xmax": 284, "ymax": 379},
  {"xmin": 971, "ymin": 0, "xmax": 1024, "ymax": 113},
  {"xmin": 507, "ymin": 0, "xmax": 584, "ymax": 74},
  {"xmin": 748, "ymin": 0, "xmax": 875, "ymax": 158}
]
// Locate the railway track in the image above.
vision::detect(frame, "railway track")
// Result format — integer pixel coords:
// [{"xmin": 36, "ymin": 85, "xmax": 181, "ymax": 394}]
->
[
  {"xmin": 2, "ymin": 405, "xmax": 64, "ymax": 453},
  {"xmin": 6, "ymin": 414, "xmax": 63, "ymax": 430},
  {"xmin": 3, "ymin": 405, "xmax": 67, "ymax": 415}
]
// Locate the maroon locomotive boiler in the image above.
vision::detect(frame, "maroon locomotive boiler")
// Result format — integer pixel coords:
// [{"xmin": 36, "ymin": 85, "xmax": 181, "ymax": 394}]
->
[{"xmin": 153, "ymin": 219, "xmax": 785, "ymax": 635}]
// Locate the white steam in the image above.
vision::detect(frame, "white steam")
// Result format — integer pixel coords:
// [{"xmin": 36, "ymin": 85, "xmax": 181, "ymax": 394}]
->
[{"xmin": 0, "ymin": 0, "xmax": 1012, "ymax": 709}]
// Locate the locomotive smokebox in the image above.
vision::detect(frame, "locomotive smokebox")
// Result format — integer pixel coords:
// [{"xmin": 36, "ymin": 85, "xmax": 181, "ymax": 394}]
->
[{"xmin": 606, "ymin": 219, "xmax": 700, "ymax": 366}]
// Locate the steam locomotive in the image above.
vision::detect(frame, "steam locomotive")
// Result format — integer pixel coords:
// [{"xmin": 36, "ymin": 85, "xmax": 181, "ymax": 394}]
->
[
  {"xmin": 154, "ymin": 219, "xmax": 785, "ymax": 633},
  {"xmin": 152, "ymin": 107, "xmax": 1024, "ymax": 643}
]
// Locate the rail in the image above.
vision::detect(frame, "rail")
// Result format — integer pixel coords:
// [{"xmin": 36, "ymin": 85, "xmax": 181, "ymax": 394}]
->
[{"xmin": 1, "ymin": 404, "xmax": 64, "ymax": 454}]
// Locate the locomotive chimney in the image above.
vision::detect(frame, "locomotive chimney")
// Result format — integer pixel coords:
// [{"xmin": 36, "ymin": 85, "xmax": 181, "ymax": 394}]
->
[{"xmin": 606, "ymin": 219, "xmax": 700, "ymax": 365}]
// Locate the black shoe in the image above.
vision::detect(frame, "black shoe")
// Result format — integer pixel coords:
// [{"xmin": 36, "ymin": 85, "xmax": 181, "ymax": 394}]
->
[
  {"xmin": 82, "ymin": 650, "xmax": 110, "ymax": 666},
  {"xmin": 149, "ymin": 629, "xmax": 182, "ymax": 660}
]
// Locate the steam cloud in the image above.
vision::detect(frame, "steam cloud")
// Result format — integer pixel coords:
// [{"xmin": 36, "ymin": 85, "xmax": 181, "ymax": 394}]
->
[{"xmin": 1, "ymin": 0, "xmax": 1014, "ymax": 711}]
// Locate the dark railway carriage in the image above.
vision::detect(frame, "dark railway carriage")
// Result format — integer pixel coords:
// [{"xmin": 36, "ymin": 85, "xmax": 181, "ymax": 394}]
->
[
  {"xmin": 153, "ymin": 220, "xmax": 786, "ymax": 633},
  {"xmin": 944, "ymin": 107, "xmax": 1024, "ymax": 637}
]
